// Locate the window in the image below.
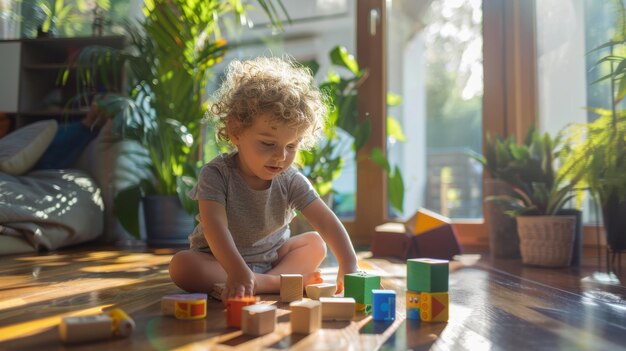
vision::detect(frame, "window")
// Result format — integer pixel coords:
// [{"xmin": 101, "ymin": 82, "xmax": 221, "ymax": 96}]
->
[{"xmin": 386, "ymin": 0, "xmax": 483, "ymax": 219}]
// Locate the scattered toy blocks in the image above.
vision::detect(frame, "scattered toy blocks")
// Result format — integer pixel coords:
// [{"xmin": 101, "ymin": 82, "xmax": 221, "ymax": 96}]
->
[
  {"xmin": 407, "ymin": 258, "xmax": 449, "ymax": 293},
  {"xmin": 406, "ymin": 290, "xmax": 421, "ymax": 320},
  {"xmin": 280, "ymin": 274, "xmax": 303, "ymax": 302},
  {"xmin": 319, "ymin": 297, "xmax": 356, "ymax": 321},
  {"xmin": 372, "ymin": 289, "xmax": 396, "ymax": 321},
  {"xmin": 161, "ymin": 293, "xmax": 207, "ymax": 317},
  {"xmin": 371, "ymin": 209, "xmax": 462, "ymax": 260},
  {"xmin": 174, "ymin": 296, "xmax": 207, "ymax": 320},
  {"xmin": 59, "ymin": 314, "xmax": 113, "ymax": 344},
  {"xmin": 344, "ymin": 271, "xmax": 380, "ymax": 305},
  {"xmin": 371, "ymin": 223, "xmax": 413, "ymax": 260},
  {"xmin": 411, "ymin": 223, "xmax": 462, "ymax": 260},
  {"xmin": 290, "ymin": 300, "xmax": 321, "ymax": 334},
  {"xmin": 241, "ymin": 304, "xmax": 277, "ymax": 336},
  {"xmin": 107, "ymin": 308, "xmax": 135, "ymax": 337},
  {"xmin": 420, "ymin": 292, "xmax": 449, "ymax": 322},
  {"xmin": 305, "ymin": 283, "xmax": 336, "ymax": 300},
  {"xmin": 226, "ymin": 296, "xmax": 258, "ymax": 328},
  {"xmin": 407, "ymin": 208, "xmax": 450, "ymax": 235}
]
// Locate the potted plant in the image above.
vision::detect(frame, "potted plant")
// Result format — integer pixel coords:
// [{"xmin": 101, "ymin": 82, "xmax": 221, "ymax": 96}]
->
[
  {"xmin": 474, "ymin": 133, "xmax": 522, "ymax": 259},
  {"xmin": 488, "ymin": 128, "xmax": 584, "ymax": 267},
  {"xmin": 71, "ymin": 0, "xmax": 286, "ymax": 243}
]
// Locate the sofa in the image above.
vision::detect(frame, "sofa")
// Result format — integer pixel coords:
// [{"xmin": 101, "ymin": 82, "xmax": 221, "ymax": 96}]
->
[{"xmin": 0, "ymin": 119, "xmax": 128, "ymax": 255}]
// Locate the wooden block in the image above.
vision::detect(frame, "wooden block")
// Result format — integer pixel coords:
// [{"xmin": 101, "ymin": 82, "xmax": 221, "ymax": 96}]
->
[
  {"xmin": 305, "ymin": 283, "xmax": 336, "ymax": 300},
  {"xmin": 174, "ymin": 297, "xmax": 207, "ymax": 320},
  {"xmin": 59, "ymin": 314, "xmax": 112, "ymax": 344},
  {"xmin": 371, "ymin": 225, "xmax": 413, "ymax": 260},
  {"xmin": 344, "ymin": 271, "xmax": 380, "ymax": 305},
  {"xmin": 226, "ymin": 296, "xmax": 258, "ymax": 328},
  {"xmin": 241, "ymin": 304, "xmax": 277, "ymax": 336},
  {"xmin": 161, "ymin": 293, "xmax": 207, "ymax": 315},
  {"xmin": 106, "ymin": 308, "xmax": 135, "ymax": 337},
  {"xmin": 405, "ymin": 208, "xmax": 450, "ymax": 235},
  {"xmin": 407, "ymin": 258, "xmax": 449, "ymax": 293},
  {"xmin": 406, "ymin": 290, "xmax": 421, "ymax": 320},
  {"xmin": 289, "ymin": 300, "xmax": 321, "ymax": 334},
  {"xmin": 411, "ymin": 224, "xmax": 462, "ymax": 260},
  {"xmin": 372, "ymin": 289, "xmax": 396, "ymax": 321},
  {"xmin": 280, "ymin": 274, "xmax": 303, "ymax": 302},
  {"xmin": 319, "ymin": 297, "xmax": 355, "ymax": 320},
  {"xmin": 420, "ymin": 292, "xmax": 449, "ymax": 322}
]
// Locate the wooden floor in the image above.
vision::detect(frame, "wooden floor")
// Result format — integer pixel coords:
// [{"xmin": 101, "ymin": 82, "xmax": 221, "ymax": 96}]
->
[{"xmin": 0, "ymin": 245, "xmax": 625, "ymax": 351}]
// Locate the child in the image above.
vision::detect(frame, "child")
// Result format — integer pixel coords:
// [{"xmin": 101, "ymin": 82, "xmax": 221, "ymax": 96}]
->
[{"xmin": 168, "ymin": 56, "xmax": 359, "ymax": 301}]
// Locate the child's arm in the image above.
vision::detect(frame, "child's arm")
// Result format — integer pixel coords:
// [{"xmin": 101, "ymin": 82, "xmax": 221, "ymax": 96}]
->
[
  {"xmin": 198, "ymin": 199, "xmax": 255, "ymax": 299},
  {"xmin": 301, "ymin": 198, "xmax": 359, "ymax": 293}
]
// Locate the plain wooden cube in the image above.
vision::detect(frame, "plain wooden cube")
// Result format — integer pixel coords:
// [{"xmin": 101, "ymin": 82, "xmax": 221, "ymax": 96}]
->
[
  {"xmin": 319, "ymin": 297, "xmax": 355, "ymax": 320},
  {"xmin": 59, "ymin": 314, "xmax": 112, "ymax": 344},
  {"xmin": 280, "ymin": 274, "xmax": 303, "ymax": 302},
  {"xmin": 305, "ymin": 283, "xmax": 336, "ymax": 300},
  {"xmin": 290, "ymin": 300, "xmax": 321, "ymax": 334},
  {"xmin": 226, "ymin": 296, "xmax": 258, "ymax": 328},
  {"xmin": 241, "ymin": 304, "xmax": 277, "ymax": 336}
]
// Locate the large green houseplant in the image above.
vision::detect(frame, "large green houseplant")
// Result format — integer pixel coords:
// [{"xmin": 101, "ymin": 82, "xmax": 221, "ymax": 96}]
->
[
  {"xmin": 486, "ymin": 128, "xmax": 584, "ymax": 267},
  {"xmin": 72, "ymin": 0, "xmax": 286, "ymax": 240},
  {"xmin": 561, "ymin": 41, "xmax": 626, "ymax": 252}
]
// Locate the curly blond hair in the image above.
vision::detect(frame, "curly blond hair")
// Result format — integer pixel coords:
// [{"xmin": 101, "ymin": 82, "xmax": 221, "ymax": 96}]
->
[{"xmin": 211, "ymin": 56, "xmax": 327, "ymax": 149}]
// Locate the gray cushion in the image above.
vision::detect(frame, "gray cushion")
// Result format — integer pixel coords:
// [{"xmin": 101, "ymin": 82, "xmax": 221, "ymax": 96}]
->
[{"xmin": 0, "ymin": 120, "xmax": 58, "ymax": 175}]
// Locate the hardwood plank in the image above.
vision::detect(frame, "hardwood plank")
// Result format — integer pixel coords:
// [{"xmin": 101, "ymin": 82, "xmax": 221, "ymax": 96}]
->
[{"xmin": 0, "ymin": 247, "xmax": 624, "ymax": 350}]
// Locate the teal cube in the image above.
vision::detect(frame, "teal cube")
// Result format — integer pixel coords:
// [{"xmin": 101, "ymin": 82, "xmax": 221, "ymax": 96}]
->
[
  {"xmin": 344, "ymin": 272, "xmax": 380, "ymax": 304},
  {"xmin": 407, "ymin": 258, "xmax": 449, "ymax": 292}
]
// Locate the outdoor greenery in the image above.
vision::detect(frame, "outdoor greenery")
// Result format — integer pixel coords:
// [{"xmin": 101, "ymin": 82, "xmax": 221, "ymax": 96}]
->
[{"xmin": 298, "ymin": 46, "xmax": 405, "ymax": 213}]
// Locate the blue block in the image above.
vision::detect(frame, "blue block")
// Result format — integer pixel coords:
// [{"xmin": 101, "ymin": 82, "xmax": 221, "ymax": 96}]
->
[{"xmin": 372, "ymin": 289, "xmax": 396, "ymax": 321}]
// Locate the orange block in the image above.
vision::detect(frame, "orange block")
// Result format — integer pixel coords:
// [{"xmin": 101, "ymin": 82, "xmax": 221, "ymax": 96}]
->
[
  {"xmin": 405, "ymin": 208, "xmax": 450, "ymax": 235},
  {"xmin": 226, "ymin": 297, "xmax": 258, "ymax": 328},
  {"xmin": 420, "ymin": 292, "xmax": 448, "ymax": 322}
]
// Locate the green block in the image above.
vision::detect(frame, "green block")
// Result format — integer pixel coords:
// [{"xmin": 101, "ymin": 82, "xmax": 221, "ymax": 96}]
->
[
  {"xmin": 407, "ymin": 258, "xmax": 449, "ymax": 292},
  {"xmin": 344, "ymin": 272, "xmax": 380, "ymax": 304}
]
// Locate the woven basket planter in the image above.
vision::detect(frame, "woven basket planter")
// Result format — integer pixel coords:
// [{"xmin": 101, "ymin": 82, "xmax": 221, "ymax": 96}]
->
[{"xmin": 516, "ymin": 216, "xmax": 576, "ymax": 267}]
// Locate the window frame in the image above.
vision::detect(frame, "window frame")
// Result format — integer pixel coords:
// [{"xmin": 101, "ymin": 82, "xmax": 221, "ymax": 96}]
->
[{"xmin": 347, "ymin": 0, "xmax": 540, "ymax": 247}]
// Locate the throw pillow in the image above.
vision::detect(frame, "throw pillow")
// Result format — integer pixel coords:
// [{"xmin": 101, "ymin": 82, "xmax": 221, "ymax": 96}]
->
[{"xmin": 0, "ymin": 120, "xmax": 58, "ymax": 176}]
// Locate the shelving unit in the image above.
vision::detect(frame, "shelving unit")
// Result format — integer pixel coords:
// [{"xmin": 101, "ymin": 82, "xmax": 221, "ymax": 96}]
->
[{"xmin": 0, "ymin": 36, "xmax": 124, "ymax": 132}]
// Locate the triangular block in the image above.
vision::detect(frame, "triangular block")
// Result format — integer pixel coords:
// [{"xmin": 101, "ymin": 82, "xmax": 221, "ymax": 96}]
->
[{"xmin": 405, "ymin": 208, "xmax": 450, "ymax": 235}]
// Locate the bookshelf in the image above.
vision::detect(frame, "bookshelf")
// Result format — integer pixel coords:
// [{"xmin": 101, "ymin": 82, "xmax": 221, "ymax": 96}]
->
[{"xmin": 0, "ymin": 36, "xmax": 124, "ymax": 132}]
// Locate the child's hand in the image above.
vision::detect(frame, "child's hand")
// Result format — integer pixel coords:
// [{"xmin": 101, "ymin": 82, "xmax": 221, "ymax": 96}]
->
[
  {"xmin": 222, "ymin": 267, "xmax": 256, "ymax": 302},
  {"xmin": 335, "ymin": 263, "xmax": 359, "ymax": 294}
]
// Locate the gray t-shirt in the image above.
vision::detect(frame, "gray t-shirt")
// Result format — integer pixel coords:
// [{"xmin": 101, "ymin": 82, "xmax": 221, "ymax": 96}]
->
[{"xmin": 187, "ymin": 152, "xmax": 319, "ymax": 264}]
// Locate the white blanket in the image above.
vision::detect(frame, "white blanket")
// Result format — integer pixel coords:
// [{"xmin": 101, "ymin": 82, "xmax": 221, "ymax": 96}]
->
[{"xmin": 0, "ymin": 169, "xmax": 104, "ymax": 252}]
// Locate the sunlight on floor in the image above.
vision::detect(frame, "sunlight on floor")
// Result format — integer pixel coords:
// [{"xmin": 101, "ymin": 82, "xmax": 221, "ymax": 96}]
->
[{"xmin": 0, "ymin": 304, "xmax": 112, "ymax": 342}]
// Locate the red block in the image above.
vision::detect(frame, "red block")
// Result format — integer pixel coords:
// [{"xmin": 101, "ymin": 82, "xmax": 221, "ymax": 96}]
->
[
  {"xmin": 411, "ymin": 224, "xmax": 462, "ymax": 260},
  {"xmin": 371, "ymin": 230, "xmax": 413, "ymax": 259}
]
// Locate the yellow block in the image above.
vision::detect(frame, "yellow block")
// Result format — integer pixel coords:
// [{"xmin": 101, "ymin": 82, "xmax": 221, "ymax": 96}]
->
[
  {"xmin": 420, "ymin": 292, "xmax": 448, "ymax": 322},
  {"xmin": 407, "ymin": 208, "xmax": 449, "ymax": 235}
]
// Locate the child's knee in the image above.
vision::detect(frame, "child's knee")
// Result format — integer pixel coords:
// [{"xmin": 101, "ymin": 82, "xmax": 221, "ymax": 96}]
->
[
  {"xmin": 169, "ymin": 251, "xmax": 195, "ymax": 286},
  {"xmin": 307, "ymin": 232, "xmax": 327, "ymax": 260}
]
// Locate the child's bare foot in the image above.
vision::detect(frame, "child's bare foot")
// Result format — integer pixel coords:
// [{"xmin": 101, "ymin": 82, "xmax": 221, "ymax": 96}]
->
[{"xmin": 303, "ymin": 271, "xmax": 323, "ymax": 287}]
